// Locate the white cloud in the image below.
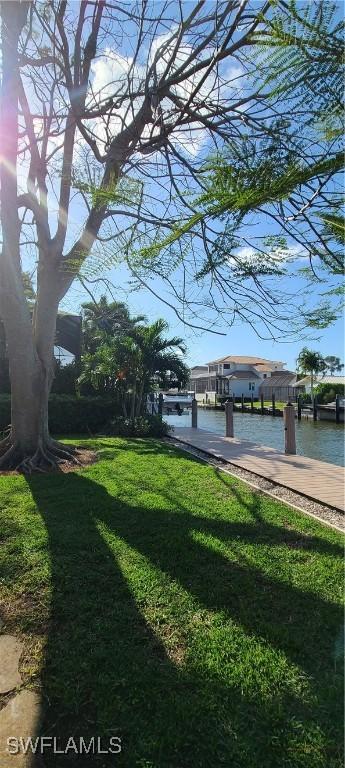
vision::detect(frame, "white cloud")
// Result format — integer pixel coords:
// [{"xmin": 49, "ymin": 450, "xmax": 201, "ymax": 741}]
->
[
  {"xmin": 88, "ymin": 30, "xmax": 225, "ymax": 158},
  {"xmin": 91, "ymin": 50, "xmax": 139, "ymax": 99},
  {"xmin": 80, "ymin": 27, "xmax": 253, "ymax": 162},
  {"xmin": 233, "ymin": 245, "xmax": 307, "ymax": 265}
]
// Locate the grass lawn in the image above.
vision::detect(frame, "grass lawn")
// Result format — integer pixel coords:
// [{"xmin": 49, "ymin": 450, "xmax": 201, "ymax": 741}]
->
[
  {"xmin": 235, "ymin": 401, "xmax": 293, "ymax": 410},
  {"xmin": 0, "ymin": 437, "xmax": 343, "ymax": 767},
  {"xmin": 263, "ymin": 401, "xmax": 292, "ymax": 410}
]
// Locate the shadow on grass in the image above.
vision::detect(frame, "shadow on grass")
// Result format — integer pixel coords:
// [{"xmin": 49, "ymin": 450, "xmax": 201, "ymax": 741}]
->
[{"xmin": 25, "ymin": 445, "xmax": 343, "ymax": 768}]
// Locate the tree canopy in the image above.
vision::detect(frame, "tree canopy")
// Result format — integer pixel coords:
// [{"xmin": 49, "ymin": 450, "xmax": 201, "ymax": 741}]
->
[
  {"xmin": 79, "ymin": 300, "xmax": 189, "ymax": 417},
  {"xmin": 323, "ymin": 356, "xmax": 344, "ymax": 376},
  {"xmin": 123, "ymin": 0, "xmax": 344, "ymax": 338},
  {"xmin": 296, "ymin": 347, "xmax": 327, "ymax": 395}
]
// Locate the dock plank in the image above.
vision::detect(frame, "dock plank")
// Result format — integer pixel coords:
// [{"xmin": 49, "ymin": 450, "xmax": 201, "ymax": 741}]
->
[{"xmin": 171, "ymin": 427, "xmax": 345, "ymax": 511}]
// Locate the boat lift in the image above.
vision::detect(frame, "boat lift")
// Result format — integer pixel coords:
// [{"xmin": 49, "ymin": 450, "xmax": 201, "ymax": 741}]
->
[{"xmin": 148, "ymin": 392, "xmax": 194, "ymax": 416}]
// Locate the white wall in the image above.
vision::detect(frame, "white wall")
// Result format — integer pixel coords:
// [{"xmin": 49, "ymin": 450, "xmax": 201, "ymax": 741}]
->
[
  {"xmin": 228, "ymin": 379, "xmax": 259, "ymax": 397},
  {"xmin": 194, "ymin": 379, "xmax": 260, "ymax": 398}
]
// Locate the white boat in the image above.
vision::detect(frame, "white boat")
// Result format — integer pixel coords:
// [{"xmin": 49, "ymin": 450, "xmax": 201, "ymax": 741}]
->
[
  {"xmin": 162, "ymin": 392, "xmax": 193, "ymax": 413},
  {"xmin": 147, "ymin": 391, "xmax": 194, "ymax": 415}
]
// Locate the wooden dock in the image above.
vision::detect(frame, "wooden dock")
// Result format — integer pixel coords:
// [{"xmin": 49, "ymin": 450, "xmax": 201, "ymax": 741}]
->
[{"xmin": 171, "ymin": 427, "xmax": 345, "ymax": 511}]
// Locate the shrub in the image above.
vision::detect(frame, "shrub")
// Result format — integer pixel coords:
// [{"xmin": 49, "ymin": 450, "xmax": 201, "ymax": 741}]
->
[
  {"xmin": 51, "ymin": 361, "xmax": 80, "ymax": 395},
  {"xmin": 0, "ymin": 395, "xmax": 121, "ymax": 436},
  {"xmin": 314, "ymin": 383, "xmax": 345, "ymax": 404},
  {"xmin": 105, "ymin": 414, "xmax": 171, "ymax": 438},
  {"xmin": 298, "ymin": 392, "xmax": 312, "ymax": 404},
  {"xmin": 146, "ymin": 414, "xmax": 172, "ymax": 437},
  {"xmin": 0, "ymin": 396, "xmax": 171, "ymax": 437}
]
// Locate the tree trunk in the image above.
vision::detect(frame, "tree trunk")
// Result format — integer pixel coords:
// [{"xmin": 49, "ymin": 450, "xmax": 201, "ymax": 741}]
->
[
  {"xmin": 0, "ymin": 301, "xmax": 77, "ymax": 471},
  {"xmin": 6, "ymin": 352, "xmax": 49, "ymax": 463},
  {"xmin": 122, "ymin": 394, "xmax": 128, "ymax": 418},
  {"xmin": 136, "ymin": 379, "xmax": 146, "ymax": 417},
  {"xmin": 130, "ymin": 381, "xmax": 137, "ymax": 419},
  {"xmin": 0, "ymin": 6, "xmax": 78, "ymax": 472},
  {"xmin": 0, "ymin": 257, "xmax": 58, "ymax": 469}
]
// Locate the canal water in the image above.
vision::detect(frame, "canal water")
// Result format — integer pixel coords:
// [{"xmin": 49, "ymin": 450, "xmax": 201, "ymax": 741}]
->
[{"xmin": 166, "ymin": 408, "xmax": 344, "ymax": 467}]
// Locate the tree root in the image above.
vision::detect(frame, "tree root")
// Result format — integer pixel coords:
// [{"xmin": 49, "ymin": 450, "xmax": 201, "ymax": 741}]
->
[
  {"xmin": 47, "ymin": 438, "xmax": 82, "ymax": 464},
  {"xmin": 48, "ymin": 438, "xmax": 80, "ymax": 458},
  {"xmin": 0, "ymin": 433, "xmax": 12, "ymax": 456},
  {"xmin": 0, "ymin": 438, "xmax": 81, "ymax": 473},
  {"xmin": 0, "ymin": 443, "xmax": 20, "ymax": 469}
]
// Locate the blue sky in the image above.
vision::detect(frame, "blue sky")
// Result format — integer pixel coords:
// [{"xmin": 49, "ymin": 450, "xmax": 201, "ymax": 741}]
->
[
  {"xmin": 61, "ymin": 253, "xmax": 344, "ymax": 371},
  {"xmin": 124, "ymin": 288, "xmax": 344, "ymax": 370}
]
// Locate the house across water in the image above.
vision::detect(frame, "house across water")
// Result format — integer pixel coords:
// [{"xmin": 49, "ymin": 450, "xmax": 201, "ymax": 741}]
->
[
  {"xmin": 189, "ymin": 355, "xmax": 301, "ymax": 404},
  {"xmin": 296, "ymin": 375, "xmax": 345, "ymax": 394}
]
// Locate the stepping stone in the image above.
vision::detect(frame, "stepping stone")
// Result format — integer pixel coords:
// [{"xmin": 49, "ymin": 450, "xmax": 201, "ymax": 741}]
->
[
  {"xmin": 0, "ymin": 690, "xmax": 41, "ymax": 767},
  {"xmin": 0, "ymin": 636, "xmax": 23, "ymax": 694}
]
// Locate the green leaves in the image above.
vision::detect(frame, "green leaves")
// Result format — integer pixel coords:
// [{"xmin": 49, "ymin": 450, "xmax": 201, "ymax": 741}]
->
[
  {"xmin": 79, "ymin": 300, "xmax": 189, "ymax": 406},
  {"xmin": 72, "ymin": 173, "xmax": 143, "ymax": 211},
  {"xmin": 198, "ymin": 151, "xmax": 344, "ymax": 220},
  {"xmin": 303, "ymin": 304, "xmax": 339, "ymax": 330},
  {"xmin": 320, "ymin": 213, "xmax": 345, "ymax": 247},
  {"xmin": 296, "ymin": 347, "xmax": 327, "ymax": 376},
  {"xmin": 253, "ymin": 0, "xmax": 344, "ymax": 125}
]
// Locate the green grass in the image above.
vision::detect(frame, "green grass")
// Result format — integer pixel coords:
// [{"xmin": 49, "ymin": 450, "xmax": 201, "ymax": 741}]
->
[
  {"xmin": 263, "ymin": 401, "xmax": 292, "ymax": 410},
  {"xmin": 234, "ymin": 401, "xmax": 293, "ymax": 410},
  {"xmin": 0, "ymin": 437, "xmax": 343, "ymax": 767}
]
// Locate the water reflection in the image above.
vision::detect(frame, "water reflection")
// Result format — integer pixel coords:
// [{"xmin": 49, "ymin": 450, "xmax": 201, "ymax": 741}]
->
[{"xmin": 166, "ymin": 409, "xmax": 344, "ymax": 467}]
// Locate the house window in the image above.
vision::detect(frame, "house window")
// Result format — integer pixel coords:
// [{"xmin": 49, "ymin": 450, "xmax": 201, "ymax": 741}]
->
[
  {"xmin": 223, "ymin": 363, "xmax": 230, "ymax": 369},
  {"xmin": 263, "ymin": 374, "xmax": 267, "ymax": 378},
  {"xmin": 249, "ymin": 382, "xmax": 256, "ymax": 391}
]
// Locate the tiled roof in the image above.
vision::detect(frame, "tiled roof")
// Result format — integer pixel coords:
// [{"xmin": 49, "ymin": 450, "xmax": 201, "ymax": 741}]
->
[
  {"xmin": 225, "ymin": 370, "xmax": 261, "ymax": 380},
  {"xmin": 207, "ymin": 355, "xmax": 284, "ymax": 367},
  {"xmin": 297, "ymin": 375, "xmax": 345, "ymax": 386},
  {"xmin": 254, "ymin": 364, "xmax": 281, "ymax": 372}
]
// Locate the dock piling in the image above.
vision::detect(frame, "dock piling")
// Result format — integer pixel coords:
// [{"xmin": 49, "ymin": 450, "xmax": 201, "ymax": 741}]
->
[
  {"xmin": 225, "ymin": 400, "xmax": 234, "ymax": 437},
  {"xmin": 192, "ymin": 398, "xmax": 198, "ymax": 428},
  {"xmin": 297, "ymin": 395, "xmax": 302, "ymax": 421},
  {"xmin": 336, "ymin": 394, "xmax": 340, "ymax": 424},
  {"xmin": 272, "ymin": 393, "xmax": 276, "ymax": 416},
  {"xmin": 284, "ymin": 403, "xmax": 296, "ymax": 455},
  {"xmin": 158, "ymin": 392, "xmax": 163, "ymax": 417},
  {"xmin": 313, "ymin": 395, "xmax": 318, "ymax": 421},
  {"xmin": 241, "ymin": 393, "xmax": 244, "ymax": 412},
  {"xmin": 261, "ymin": 393, "xmax": 264, "ymax": 415}
]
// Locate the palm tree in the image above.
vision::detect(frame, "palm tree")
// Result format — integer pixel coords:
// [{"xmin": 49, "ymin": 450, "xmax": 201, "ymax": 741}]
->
[
  {"xmin": 323, "ymin": 356, "xmax": 344, "ymax": 376},
  {"xmin": 82, "ymin": 296, "xmax": 146, "ymax": 353},
  {"xmin": 297, "ymin": 348, "xmax": 327, "ymax": 398},
  {"xmin": 129, "ymin": 319, "xmax": 188, "ymax": 416},
  {"xmin": 79, "ymin": 313, "xmax": 189, "ymax": 417}
]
